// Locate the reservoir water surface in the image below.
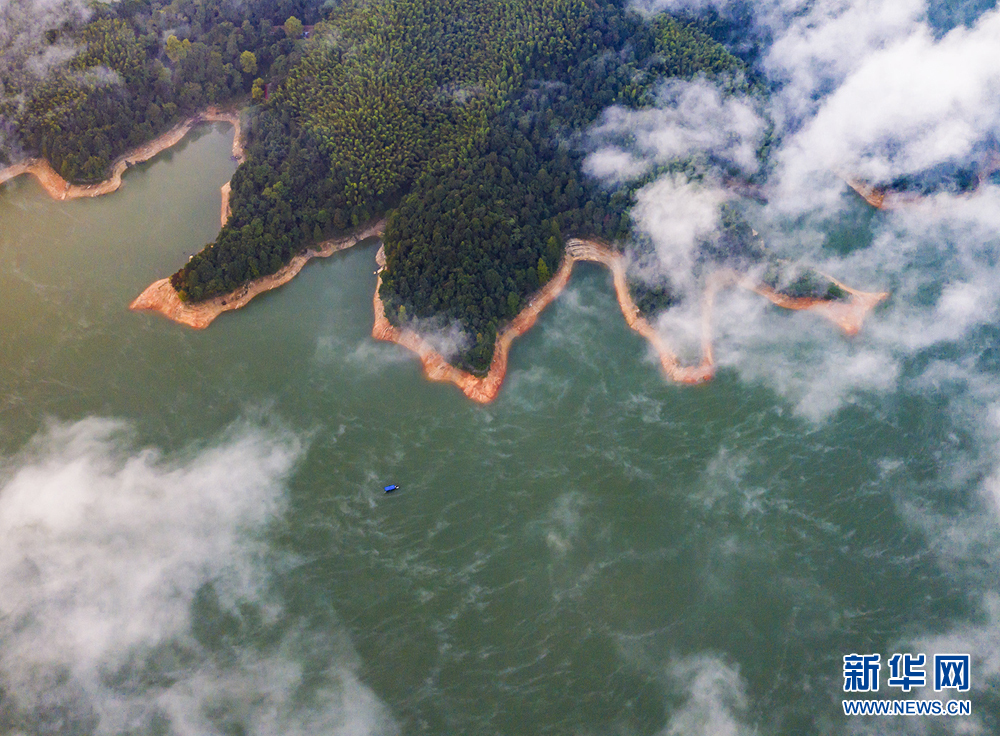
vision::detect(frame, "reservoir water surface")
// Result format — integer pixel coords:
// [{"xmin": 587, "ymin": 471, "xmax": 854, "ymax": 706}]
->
[{"xmin": 1, "ymin": 125, "xmax": 997, "ymax": 734}]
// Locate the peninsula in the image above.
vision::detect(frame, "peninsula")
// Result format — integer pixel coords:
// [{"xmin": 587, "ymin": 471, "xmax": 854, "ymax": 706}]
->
[
  {"xmin": 0, "ymin": 109, "xmax": 242, "ymax": 201},
  {"xmin": 130, "ymin": 221, "xmax": 385, "ymax": 328}
]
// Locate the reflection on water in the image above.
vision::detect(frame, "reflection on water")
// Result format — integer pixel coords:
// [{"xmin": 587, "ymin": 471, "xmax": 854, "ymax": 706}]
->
[{"xmin": 1, "ymin": 127, "xmax": 998, "ymax": 734}]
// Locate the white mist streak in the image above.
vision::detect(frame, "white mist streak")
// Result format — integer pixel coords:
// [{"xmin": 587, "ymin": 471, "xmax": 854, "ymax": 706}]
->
[
  {"xmin": 585, "ymin": 78, "xmax": 764, "ymax": 183},
  {"xmin": 662, "ymin": 655, "xmax": 755, "ymax": 736},
  {"xmin": 0, "ymin": 418, "xmax": 397, "ymax": 736}
]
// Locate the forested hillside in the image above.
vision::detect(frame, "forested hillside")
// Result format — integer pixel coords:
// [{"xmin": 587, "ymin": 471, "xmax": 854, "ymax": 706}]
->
[
  {"xmin": 167, "ymin": 0, "xmax": 753, "ymax": 371},
  {"xmin": 1, "ymin": 0, "xmax": 324, "ymax": 182}
]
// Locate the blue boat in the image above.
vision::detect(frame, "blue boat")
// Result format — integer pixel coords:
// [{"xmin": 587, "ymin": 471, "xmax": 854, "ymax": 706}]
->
[{"xmin": 384, "ymin": 484, "xmax": 399, "ymax": 493}]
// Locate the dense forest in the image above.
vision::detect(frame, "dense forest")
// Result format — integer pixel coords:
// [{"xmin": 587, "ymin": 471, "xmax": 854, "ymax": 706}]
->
[
  {"xmin": 168, "ymin": 0, "xmax": 757, "ymax": 371},
  {"xmin": 0, "ymin": 0, "xmax": 325, "ymax": 181}
]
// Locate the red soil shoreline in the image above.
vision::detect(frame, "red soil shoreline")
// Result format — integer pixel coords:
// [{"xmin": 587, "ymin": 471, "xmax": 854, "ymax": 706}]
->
[
  {"xmin": 129, "ymin": 221, "xmax": 386, "ymax": 328},
  {"xmin": 372, "ymin": 238, "xmax": 889, "ymax": 403},
  {"xmin": 0, "ymin": 116, "xmax": 887, "ymax": 401},
  {"xmin": 843, "ymin": 159, "xmax": 1000, "ymax": 210},
  {"xmin": 844, "ymin": 178, "xmax": 923, "ymax": 210},
  {"xmin": 0, "ymin": 107, "xmax": 243, "ymax": 202},
  {"xmin": 129, "ymin": 218, "xmax": 886, "ymax": 402}
]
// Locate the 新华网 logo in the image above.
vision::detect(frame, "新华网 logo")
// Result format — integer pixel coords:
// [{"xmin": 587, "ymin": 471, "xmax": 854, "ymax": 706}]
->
[{"xmin": 841, "ymin": 652, "xmax": 972, "ymax": 717}]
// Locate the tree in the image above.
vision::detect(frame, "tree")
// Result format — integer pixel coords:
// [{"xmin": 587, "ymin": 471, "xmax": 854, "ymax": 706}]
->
[
  {"xmin": 251, "ymin": 77, "xmax": 265, "ymax": 102},
  {"xmin": 239, "ymin": 50, "xmax": 257, "ymax": 75},
  {"xmin": 165, "ymin": 34, "xmax": 182, "ymax": 62},
  {"xmin": 537, "ymin": 257, "xmax": 551, "ymax": 285},
  {"xmin": 284, "ymin": 16, "xmax": 303, "ymax": 39},
  {"xmin": 165, "ymin": 34, "xmax": 189, "ymax": 63}
]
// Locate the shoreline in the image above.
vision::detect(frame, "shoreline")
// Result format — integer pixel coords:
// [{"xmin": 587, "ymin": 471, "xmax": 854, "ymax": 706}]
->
[
  {"xmin": 129, "ymin": 221, "xmax": 386, "ymax": 328},
  {"xmin": 747, "ymin": 273, "xmax": 888, "ymax": 335},
  {"xmin": 843, "ymin": 169, "xmax": 1000, "ymax": 211},
  {"xmin": 220, "ymin": 182, "xmax": 232, "ymax": 227},
  {"xmin": 371, "ymin": 239, "xmax": 889, "ymax": 403},
  {"xmin": 134, "ymin": 218, "xmax": 886, "ymax": 401},
  {"xmin": 843, "ymin": 178, "xmax": 922, "ymax": 210},
  {"xmin": 0, "ymin": 107, "xmax": 243, "ymax": 202},
  {"xmin": 2, "ymin": 108, "xmax": 888, "ymax": 401}
]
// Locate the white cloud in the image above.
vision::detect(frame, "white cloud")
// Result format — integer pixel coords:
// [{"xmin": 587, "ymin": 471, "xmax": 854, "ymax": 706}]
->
[
  {"xmin": 0, "ymin": 0, "xmax": 92, "ymax": 81},
  {"xmin": 762, "ymin": 0, "xmax": 924, "ymax": 127},
  {"xmin": 777, "ymin": 9, "xmax": 1000, "ymax": 208},
  {"xmin": 585, "ymin": 78, "xmax": 765, "ymax": 183},
  {"xmin": 661, "ymin": 654, "xmax": 755, "ymax": 736},
  {"xmin": 0, "ymin": 418, "xmax": 398, "ymax": 736},
  {"xmin": 585, "ymin": 147, "xmax": 650, "ymax": 183},
  {"xmin": 629, "ymin": 0, "xmax": 732, "ymax": 17},
  {"xmin": 630, "ymin": 173, "xmax": 727, "ymax": 294}
]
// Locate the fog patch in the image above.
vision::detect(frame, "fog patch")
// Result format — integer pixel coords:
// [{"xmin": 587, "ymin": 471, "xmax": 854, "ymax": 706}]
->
[
  {"xmin": 777, "ymin": 9, "xmax": 1000, "ymax": 212},
  {"xmin": 584, "ymin": 78, "xmax": 765, "ymax": 184},
  {"xmin": 717, "ymin": 322, "xmax": 901, "ymax": 422},
  {"xmin": 653, "ymin": 296, "xmax": 704, "ymax": 364},
  {"xmin": 700, "ymin": 263, "xmax": 891, "ymax": 420},
  {"xmin": 408, "ymin": 318, "xmax": 471, "ymax": 361},
  {"xmin": 314, "ymin": 333, "xmax": 414, "ymax": 371},
  {"xmin": 541, "ymin": 491, "xmax": 587, "ymax": 556},
  {"xmin": 22, "ymin": 40, "xmax": 77, "ymax": 79},
  {"xmin": 0, "ymin": 0, "xmax": 92, "ymax": 81},
  {"xmin": 630, "ymin": 174, "xmax": 727, "ymax": 297},
  {"xmin": 504, "ymin": 364, "xmax": 573, "ymax": 409},
  {"xmin": 661, "ymin": 654, "xmax": 755, "ymax": 736},
  {"xmin": 585, "ymin": 147, "xmax": 649, "ymax": 184},
  {"xmin": 629, "ymin": 0, "xmax": 732, "ymax": 17},
  {"xmin": 552, "ymin": 282, "xmax": 603, "ymax": 320},
  {"xmin": 0, "ymin": 417, "xmax": 398, "ymax": 736},
  {"xmin": 76, "ymin": 64, "xmax": 122, "ymax": 88}
]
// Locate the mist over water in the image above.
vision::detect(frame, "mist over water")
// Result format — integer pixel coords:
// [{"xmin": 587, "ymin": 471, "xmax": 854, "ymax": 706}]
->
[
  {"xmin": 0, "ymin": 418, "xmax": 399, "ymax": 735},
  {"xmin": 2, "ymin": 32, "xmax": 1000, "ymax": 736}
]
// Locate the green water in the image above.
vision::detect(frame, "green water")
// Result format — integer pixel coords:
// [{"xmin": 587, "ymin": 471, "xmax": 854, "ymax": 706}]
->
[{"xmin": 1, "ymin": 126, "xmax": 997, "ymax": 735}]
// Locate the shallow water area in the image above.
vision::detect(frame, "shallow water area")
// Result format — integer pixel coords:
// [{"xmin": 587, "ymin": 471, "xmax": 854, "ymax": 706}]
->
[{"xmin": 1, "ymin": 127, "xmax": 998, "ymax": 735}]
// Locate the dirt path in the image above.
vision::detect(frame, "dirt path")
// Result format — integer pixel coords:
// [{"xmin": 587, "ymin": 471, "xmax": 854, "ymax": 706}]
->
[{"xmin": 372, "ymin": 239, "xmax": 888, "ymax": 403}]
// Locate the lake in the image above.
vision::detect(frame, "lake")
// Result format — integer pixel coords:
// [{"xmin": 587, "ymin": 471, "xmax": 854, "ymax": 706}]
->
[{"xmin": 0, "ymin": 124, "xmax": 996, "ymax": 735}]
